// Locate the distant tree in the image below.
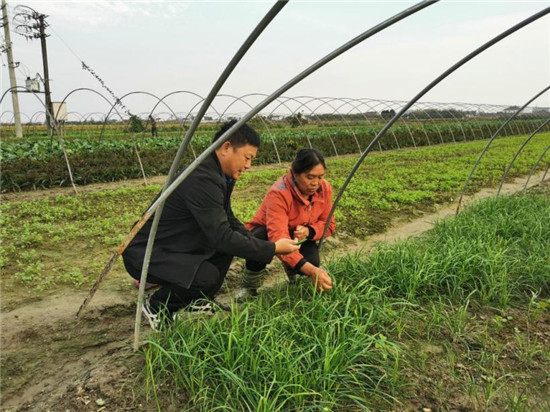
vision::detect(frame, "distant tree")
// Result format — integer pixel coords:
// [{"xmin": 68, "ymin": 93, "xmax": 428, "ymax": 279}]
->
[
  {"xmin": 287, "ymin": 112, "xmax": 307, "ymax": 128},
  {"xmin": 381, "ymin": 109, "xmax": 396, "ymax": 120},
  {"xmin": 128, "ymin": 115, "xmax": 145, "ymax": 133}
]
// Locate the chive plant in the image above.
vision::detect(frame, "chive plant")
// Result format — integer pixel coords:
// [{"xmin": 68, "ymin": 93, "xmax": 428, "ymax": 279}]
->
[{"xmin": 143, "ymin": 192, "xmax": 549, "ymax": 410}]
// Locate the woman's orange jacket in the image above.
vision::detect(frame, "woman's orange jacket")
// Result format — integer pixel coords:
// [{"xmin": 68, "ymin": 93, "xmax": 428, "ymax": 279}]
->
[{"xmin": 246, "ymin": 171, "xmax": 336, "ymax": 268}]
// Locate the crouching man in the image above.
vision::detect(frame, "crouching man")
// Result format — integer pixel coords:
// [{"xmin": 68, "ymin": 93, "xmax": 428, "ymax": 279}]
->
[{"xmin": 123, "ymin": 120, "xmax": 300, "ymax": 329}]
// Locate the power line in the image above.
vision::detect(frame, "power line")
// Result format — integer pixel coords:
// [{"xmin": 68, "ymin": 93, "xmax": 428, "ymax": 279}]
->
[
  {"xmin": 48, "ymin": 24, "xmax": 81, "ymax": 62},
  {"xmin": 48, "ymin": 23, "xmax": 133, "ymax": 117}
]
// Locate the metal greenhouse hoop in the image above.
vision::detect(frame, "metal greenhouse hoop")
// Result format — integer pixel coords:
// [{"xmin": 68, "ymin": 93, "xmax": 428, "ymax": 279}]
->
[
  {"xmin": 74, "ymin": 0, "xmax": 441, "ymax": 342},
  {"xmin": 456, "ymin": 84, "xmax": 550, "ymax": 213},
  {"xmin": 496, "ymin": 119, "xmax": 550, "ymax": 195},
  {"xmin": 319, "ymin": 7, "xmax": 550, "ymax": 247},
  {"xmin": 0, "ymin": 86, "xmax": 78, "ymax": 194},
  {"xmin": 216, "ymin": 93, "xmax": 282, "ymax": 164},
  {"xmin": 523, "ymin": 145, "xmax": 550, "ymax": 190}
]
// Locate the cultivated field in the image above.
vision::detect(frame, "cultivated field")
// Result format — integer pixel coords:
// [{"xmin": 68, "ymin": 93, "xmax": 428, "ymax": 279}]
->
[{"xmin": 1, "ymin": 131, "xmax": 549, "ymax": 410}]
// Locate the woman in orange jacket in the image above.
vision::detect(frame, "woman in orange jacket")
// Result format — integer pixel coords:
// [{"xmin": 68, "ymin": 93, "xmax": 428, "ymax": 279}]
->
[{"xmin": 244, "ymin": 148, "xmax": 336, "ymax": 293}]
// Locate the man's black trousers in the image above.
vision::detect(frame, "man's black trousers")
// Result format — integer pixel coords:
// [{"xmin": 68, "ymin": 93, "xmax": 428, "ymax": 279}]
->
[{"xmin": 125, "ymin": 252, "xmax": 233, "ymax": 314}]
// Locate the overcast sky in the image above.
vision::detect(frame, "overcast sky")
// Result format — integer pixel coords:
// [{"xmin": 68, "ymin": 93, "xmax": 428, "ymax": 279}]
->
[{"xmin": 1, "ymin": 1, "xmax": 549, "ymax": 121}]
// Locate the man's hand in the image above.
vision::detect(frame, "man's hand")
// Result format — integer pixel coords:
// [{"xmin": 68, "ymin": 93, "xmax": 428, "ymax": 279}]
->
[
  {"xmin": 293, "ymin": 225, "xmax": 309, "ymax": 241},
  {"xmin": 301, "ymin": 262, "xmax": 333, "ymax": 291},
  {"xmin": 274, "ymin": 238, "xmax": 301, "ymax": 255}
]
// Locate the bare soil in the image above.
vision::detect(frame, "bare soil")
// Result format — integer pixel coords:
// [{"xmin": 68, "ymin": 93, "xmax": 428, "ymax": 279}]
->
[{"xmin": 1, "ymin": 171, "xmax": 547, "ymax": 411}]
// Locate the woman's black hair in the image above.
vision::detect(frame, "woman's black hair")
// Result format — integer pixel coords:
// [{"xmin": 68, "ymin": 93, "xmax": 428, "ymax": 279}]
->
[
  {"xmin": 291, "ymin": 148, "xmax": 326, "ymax": 175},
  {"xmin": 212, "ymin": 119, "xmax": 261, "ymax": 149}
]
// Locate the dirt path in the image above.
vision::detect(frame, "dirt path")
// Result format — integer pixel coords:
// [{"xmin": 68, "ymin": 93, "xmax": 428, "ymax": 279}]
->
[
  {"xmin": 0, "ymin": 159, "xmax": 292, "ymax": 203},
  {"xmin": 0, "ymin": 171, "xmax": 547, "ymax": 411}
]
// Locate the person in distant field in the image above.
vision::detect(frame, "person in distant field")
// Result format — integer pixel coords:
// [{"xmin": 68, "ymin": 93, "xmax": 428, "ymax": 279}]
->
[
  {"xmin": 243, "ymin": 148, "xmax": 336, "ymax": 294},
  {"xmin": 122, "ymin": 120, "xmax": 300, "ymax": 330},
  {"xmin": 149, "ymin": 115, "xmax": 157, "ymax": 137}
]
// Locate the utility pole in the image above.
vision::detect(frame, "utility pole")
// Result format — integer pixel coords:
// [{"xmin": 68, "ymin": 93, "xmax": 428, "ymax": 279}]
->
[
  {"xmin": 13, "ymin": 4, "xmax": 52, "ymax": 135},
  {"xmin": 37, "ymin": 13, "xmax": 52, "ymax": 135},
  {"xmin": 1, "ymin": 0, "xmax": 23, "ymax": 137}
]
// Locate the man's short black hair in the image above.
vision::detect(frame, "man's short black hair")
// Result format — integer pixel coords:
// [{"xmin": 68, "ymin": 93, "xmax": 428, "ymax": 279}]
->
[{"xmin": 213, "ymin": 119, "xmax": 261, "ymax": 149}]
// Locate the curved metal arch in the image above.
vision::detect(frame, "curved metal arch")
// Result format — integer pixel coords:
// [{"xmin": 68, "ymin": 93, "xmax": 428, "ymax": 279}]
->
[
  {"xmin": 360, "ymin": 98, "xmax": 419, "ymax": 147},
  {"xmin": 151, "ymin": 111, "xmax": 174, "ymax": 120},
  {"xmin": 59, "ymin": 90, "xmax": 150, "ymax": 187},
  {"xmin": 343, "ymin": 98, "xmax": 400, "ymax": 148},
  {"xmin": 523, "ymin": 145, "xmax": 550, "ymax": 190},
  {"xmin": 348, "ymin": 98, "xmax": 402, "ymax": 149},
  {"xmin": 542, "ymin": 162, "xmax": 550, "ymax": 182},
  {"xmin": 456, "ymin": 85, "xmax": 550, "ymax": 213},
  {"xmin": 117, "ymin": 0, "xmax": 441, "ymax": 310},
  {"xmin": 407, "ymin": 101, "xmax": 447, "ymax": 144},
  {"xmin": 62, "ymin": 111, "xmax": 87, "ymax": 138},
  {"xmin": 0, "ymin": 110, "xmax": 32, "ymax": 134},
  {"xmin": 25, "ymin": 111, "xmax": 46, "ymax": 136},
  {"xmin": 78, "ymin": 0, "xmax": 441, "ymax": 323},
  {"xmin": 99, "ymin": 90, "xmax": 182, "ymax": 139},
  {"xmin": 450, "ymin": 101, "xmax": 489, "ymax": 140},
  {"xmin": 216, "ymin": 93, "xmax": 269, "ymax": 123},
  {"xmin": 279, "ymin": 95, "xmax": 333, "ymax": 150},
  {"xmin": 385, "ymin": 100, "xmax": 432, "ymax": 146},
  {"xmin": 362, "ymin": 98, "xmax": 415, "ymax": 144},
  {"xmin": 491, "ymin": 103, "xmax": 525, "ymax": 136},
  {"xmin": 419, "ymin": 101, "xmax": 457, "ymax": 143},
  {"xmin": 480, "ymin": 103, "xmax": 511, "ymax": 136},
  {"xmin": 243, "ymin": 93, "xmax": 315, "ymax": 149},
  {"xmin": 280, "ymin": 95, "xmax": 348, "ymax": 151},
  {"xmin": 288, "ymin": 94, "xmax": 370, "ymax": 155},
  {"xmin": 332, "ymin": 97, "xmax": 385, "ymax": 151},
  {"xmin": 1, "ymin": 111, "xmax": 34, "ymax": 139},
  {"xmin": 319, "ymin": 7, "xmax": 550, "ymax": 247},
  {"xmin": 127, "ymin": 1, "xmax": 291, "ymax": 349},
  {"xmin": 305, "ymin": 96, "xmax": 366, "ymax": 153},
  {"xmin": 333, "ymin": 98, "xmax": 382, "ymax": 142},
  {"xmin": 173, "ymin": 98, "xmax": 225, "ymax": 160},
  {"xmin": 497, "ymin": 119, "xmax": 550, "ymax": 195},
  {"xmin": 284, "ymin": 96, "xmax": 352, "ymax": 155},
  {"xmin": 259, "ymin": 91, "xmax": 319, "ymax": 121},
  {"xmin": 424, "ymin": 101, "xmax": 467, "ymax": 142},
  {"xmin": 0, "ymin": 110, "xmax": 15, "ymax": 124},
  {"xmin": 55, "ymin": 88, "xmax": 126, "ymax": 127},
  {"xmin": 132, "ymin": 93, "xmax": 214, "ymax": 181},
  {"xmin": 489, "ymin": 104, "xmax": 519, "ymax": 136},
  {"xmin": 139, "ymin": 90, "xmax": 220, "ymax": 138},
  {"xmin": 0, "ymin": 86, "xmax": 78, "ymax": 193},
  {"xmin": 64, "ymin": 111, "xmax": 85, "ymax": 121},
  {"xmin": 77, "ymin": 111, "xmax": 108, "ymax": 138},
  {"xmin": 329, "ymin": 96, "xmax": 410, "ymax": 152},
  {"xmin": 498, "ymin": 103, "xmax": 528, "ymax": 136},
  {"xmin": 81, "ymin": 111, "xmax": 108, "ymax": 122},
  {"xmin": 518, "ymin": 107, "xmax": 550, "ymax": 136},
  {"xmin": 216, "ymin": 93, "xmax": 282, "ymax": 164},
  {"xmin": 508, "ymin": 103, "xmax": 542, "ymax": 136},
  {"xmin": 385, "ymin": 98, "xmax": 425, "ymax": 147}
]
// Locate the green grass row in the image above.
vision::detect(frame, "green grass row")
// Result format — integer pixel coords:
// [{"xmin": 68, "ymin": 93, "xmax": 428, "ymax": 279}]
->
[
  {"xmin": 0, "ymin": 135, "xmax": 548, "ymax": 300},
  {"xmin": 142, "ymin": 190, "xmax": 550, "ymax": 411}
]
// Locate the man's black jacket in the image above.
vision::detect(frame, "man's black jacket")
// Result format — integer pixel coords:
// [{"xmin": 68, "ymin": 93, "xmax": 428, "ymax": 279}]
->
[{"xmin": 122, "ymin": 153, "xmax": 275, "ymax": 288}]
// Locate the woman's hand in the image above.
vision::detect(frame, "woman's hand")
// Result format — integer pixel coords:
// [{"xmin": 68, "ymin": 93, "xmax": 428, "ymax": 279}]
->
[
  {"xmin": 311, "ymin": 267, "xmax": 333, "ymax": 291},
  {"xmin": 301, "ymin": 262, "xmax": 333, "ymax": 291},
  {"xmin": 293, "ymin": 225, "xmax": 309, "ymax": 241}
]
